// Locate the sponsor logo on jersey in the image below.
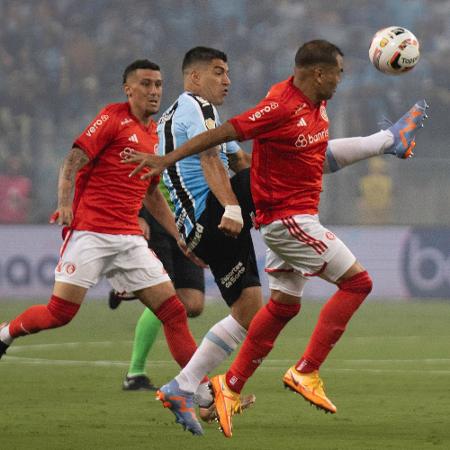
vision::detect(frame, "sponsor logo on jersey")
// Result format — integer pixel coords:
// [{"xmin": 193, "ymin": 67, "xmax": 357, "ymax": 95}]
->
[
  {"xmin": 325, "ymin": 231, "xmax": 336, "ymax": 240},
  {"xmin": 128, "ymin": 134, "xmax": 139, "ymax": 143},
  {"xmin": 119, "ymin": 147, "xmax": 135, "ymax": 159},
  {"xmin": 295, "ymin": 129, "xmax": 329, "ymax": 148},
  {"xmin": 248, "ymin": 102, "xmax": 279, "ymax": 122},
  {"xmin": 297, "ymin": 117, "xmax": 307, "ymax": 127},
  {"xmin": 205, "ymin": 118, "xmax": 216, "ymax": 130},
  {"xmin": 120, "ymin": 118, "xmax": 133, "ymax": 126},
  {"xmin": 86, "ymin": 114, "xmax": 109, "ymax": 137},
  {"xmin": 320, "ymin": 105, "xmax": 329, "ymax": 122}
]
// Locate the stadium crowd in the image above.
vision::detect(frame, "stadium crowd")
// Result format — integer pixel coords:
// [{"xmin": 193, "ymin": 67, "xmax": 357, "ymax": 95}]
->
[{"xmin": 0, "ymin": 0, "xmax": 448, "ymax": 224}]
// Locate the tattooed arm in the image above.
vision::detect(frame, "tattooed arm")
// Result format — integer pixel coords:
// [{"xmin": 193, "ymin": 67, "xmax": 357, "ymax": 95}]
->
[{"xmin": 51, "ymin": 147, "xmax": 90, "ymax": 226}]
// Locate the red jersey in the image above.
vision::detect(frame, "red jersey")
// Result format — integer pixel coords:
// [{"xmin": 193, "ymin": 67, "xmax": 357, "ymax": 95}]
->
[
  {"xmin": 229, "ymin": 77, "xmax": 329, "ymax": 225},
  {"xmin": 72, "ymin": 102, "xmax": 159, "ymax": 234}
]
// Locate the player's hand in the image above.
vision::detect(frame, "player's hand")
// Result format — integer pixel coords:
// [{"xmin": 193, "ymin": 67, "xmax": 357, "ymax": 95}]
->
[
  {"xmin": 121, "ymin": 148, "xmax": 168, "ymax": 180},
  {"xmin": 138, "ymin": 217, "xmax": 151, "ymax": 240},
  {"xmin": 50, "ymin": 207, "xmax": 73, "ymax": 226},
  {"xmin": 218, "ymin": 205, "xmax": 244, "ymax": 238},
  {"xmin": 177, "ymin": 238, "xmax": 208, "ymax": 269}
]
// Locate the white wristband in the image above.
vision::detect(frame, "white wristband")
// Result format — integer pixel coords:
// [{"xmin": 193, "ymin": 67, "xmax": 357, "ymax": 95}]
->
[{"xmin": 223, "ymin": 205, "xmax": 243, "ymax": 225}]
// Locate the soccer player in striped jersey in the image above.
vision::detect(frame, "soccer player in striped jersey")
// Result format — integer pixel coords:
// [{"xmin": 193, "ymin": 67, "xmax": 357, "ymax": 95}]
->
[{"xmin": 153, "ymin": 47, "xmax": 259, "ymax": 434}]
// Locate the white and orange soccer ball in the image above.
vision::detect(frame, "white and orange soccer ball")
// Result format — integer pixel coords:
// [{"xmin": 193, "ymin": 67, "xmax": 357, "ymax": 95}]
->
[{"xmin": 369, "ymin": 26, "xmax": 420, "ymax": 75}]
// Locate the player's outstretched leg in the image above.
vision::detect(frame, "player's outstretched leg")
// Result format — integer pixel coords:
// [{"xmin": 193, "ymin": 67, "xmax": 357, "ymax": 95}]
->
[
  {"xmin": 384, "ymin": 99, "xmax": 429, "ymax": 159},
  {"xmin": 156, "ymin": 379, "xmax": 204, "ymax": 436},
  {"xmin": 282, "ymin": 366, "xmax": 337, "ymax": 413},
  {"xmin": 209, "ymin": 374, "xmax": 242, "ymax": 438}
]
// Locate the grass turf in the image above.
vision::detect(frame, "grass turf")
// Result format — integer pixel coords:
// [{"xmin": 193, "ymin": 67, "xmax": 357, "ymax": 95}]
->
[{"xmin": 1, "ymin": 299, "xmax": 449, "ymax": 449}]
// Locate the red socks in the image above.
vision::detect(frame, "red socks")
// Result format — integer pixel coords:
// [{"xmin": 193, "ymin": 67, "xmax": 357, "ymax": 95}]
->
[
  {"xmin": 154, "ymin": 295, "xmax": 197, "ymax": 369},
  {"xmin": 226, "ymin": 298, "xmax": 301, "ymax": 394},
  {"xmin": 297, "ymin": 271, "xmax": 372, "ymax": 373},
  {"xmin": 9, "ymin": 295, "xmax": 80, "ymax": 338}
]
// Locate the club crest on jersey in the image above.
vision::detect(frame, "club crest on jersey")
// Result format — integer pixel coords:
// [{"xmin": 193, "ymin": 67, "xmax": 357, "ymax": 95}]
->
[
  {"xmin": 320, "ymin": 105, "xmax": 329, "ymax": 122},
  {"xmin": 56, "ymin": 262, "xmax": 76, "ymax": 275}
]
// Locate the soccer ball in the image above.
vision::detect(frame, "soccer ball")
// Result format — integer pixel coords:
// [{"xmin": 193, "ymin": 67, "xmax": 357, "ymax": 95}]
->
[{"xmin": 369, "ymin": 26, "xmax": 420, "ymax": 75}]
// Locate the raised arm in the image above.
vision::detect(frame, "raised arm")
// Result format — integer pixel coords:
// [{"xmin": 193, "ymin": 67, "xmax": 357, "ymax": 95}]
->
[{"xmin": 123, "ymin": 121, "xmax": 238, "ymax": 179}]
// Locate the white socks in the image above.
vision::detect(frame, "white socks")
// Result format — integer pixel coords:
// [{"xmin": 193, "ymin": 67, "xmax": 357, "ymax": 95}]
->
[
  {"xmin": 325, "ymin": 130, "xmax": 394, "ymax": 173},
  {"xmin": 176, "ymin": 314, "xmax": 247, "ymax": 393}
]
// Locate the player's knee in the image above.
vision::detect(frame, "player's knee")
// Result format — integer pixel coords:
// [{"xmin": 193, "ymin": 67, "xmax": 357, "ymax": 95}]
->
[
  {"xmin": 178, "ymin": 291, "xmax": 204, "ymax": 318},
  {"xmin": 186, "ymin": 302, "xmax": 204, "ymax": 318},
  {"xmin": 339, "ymin": 271, "xmax": 373, "ymax": 295},
  {"xmin": 47, "ymin": 295, "xmax": 81, "ymax": 327}
]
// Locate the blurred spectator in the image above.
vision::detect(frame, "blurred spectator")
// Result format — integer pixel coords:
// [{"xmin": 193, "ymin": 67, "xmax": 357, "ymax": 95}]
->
[
  {"xmin": 0, "ymin": 156, "xmax": 31, "ymax": 223},
  {"xmin": 0, "ymin": 0, "xmax": 447, "ymax": 225},
  {"xmin": 357, "ymin": 158, "xmax": 393, "ymax": 225}
]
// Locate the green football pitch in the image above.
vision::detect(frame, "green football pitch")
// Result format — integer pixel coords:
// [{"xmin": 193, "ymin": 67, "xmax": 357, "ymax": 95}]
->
[{"xmin": 1, "ymin": 299, "xmax": 449, "ymax": 450}]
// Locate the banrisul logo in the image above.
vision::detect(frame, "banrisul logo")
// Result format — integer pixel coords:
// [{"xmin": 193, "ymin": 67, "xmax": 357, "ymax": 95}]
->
[{"xmin": 401, "ymin": 229, "xmax": 450, "ymax": 298}]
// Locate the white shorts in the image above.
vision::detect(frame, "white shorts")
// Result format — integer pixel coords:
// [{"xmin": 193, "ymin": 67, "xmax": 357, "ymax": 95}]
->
[
  {"xmin": 260, "ymin": 215, "xmax": 356, "ymax": 297},
  {"xmin": 54, "ymin": 230, "xmax": 170, "ymax": 292}
]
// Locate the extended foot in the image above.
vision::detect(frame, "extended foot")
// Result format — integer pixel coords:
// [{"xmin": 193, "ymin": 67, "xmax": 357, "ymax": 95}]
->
[
  {"xmin": 209, "ymin": 374, "xmax": 242, "ymax": 438},
  {"xmin": 156, "ymin": 379, "xmax": 204, "ymax": 436},
  {"xmin": 282, "ymin": 366, "xmax": 337, "ymax": 414},
  {"xmin": 384, "ymin": 99, "xmax": 429, "ymax": 159},
  {"xmin": 122, "ymin": 374, "xmax": 158, "ymax": 391},
  {"xmin": 199, "ymin": 392, "xmax": 256, "ymax": 423}
]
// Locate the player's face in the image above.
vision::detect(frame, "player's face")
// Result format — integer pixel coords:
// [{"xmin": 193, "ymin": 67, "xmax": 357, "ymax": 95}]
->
[
  {"xmin": 124, "ymin": 69, "xmax": 162, "ymax": 117},
  {"xmin": 196, "ymin": 59, "xmax": 230, "ymax": 106},
  {"xmin": 318, "ymin": 55, "xmax": 344, "ymax": 101}
]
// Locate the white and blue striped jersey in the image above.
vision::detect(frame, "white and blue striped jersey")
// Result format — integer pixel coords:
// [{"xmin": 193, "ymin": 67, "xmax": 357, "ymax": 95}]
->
[{"xmin": 157, "ymin": 91, "xmax": 240, "ymax": 240}]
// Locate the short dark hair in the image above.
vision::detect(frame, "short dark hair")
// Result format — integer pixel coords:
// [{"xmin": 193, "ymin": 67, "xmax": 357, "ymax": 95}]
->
[
  {"xmin": 122, "ymin": 59, "xmax": 160, "ymax": 83},
  {"xmin": 295, "ymin": 40, "xmax": 343, "ymax": 68},
  {"xmin": 182, "ymin": 47, "xmax": 227, "ymax": 72}
]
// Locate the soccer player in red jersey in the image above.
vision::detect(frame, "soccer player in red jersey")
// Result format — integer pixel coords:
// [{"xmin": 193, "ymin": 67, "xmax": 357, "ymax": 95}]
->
[
  {"xmin": 123, "ymin": 42, "xmax": 428, "ymax": 437},
  {"xmin": 122, "ymin": 41, "xmax": 374, "ymax": 437},
  {"xmin": 0, "ymin": 60, "xmax": 203, "ymax": 433}
]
